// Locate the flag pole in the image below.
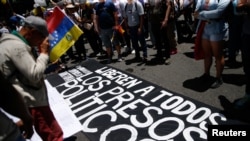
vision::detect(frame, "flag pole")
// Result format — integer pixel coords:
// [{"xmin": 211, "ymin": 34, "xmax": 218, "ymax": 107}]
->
[
  {"xmin": 111, "ymin": 19, "xmax": 125, "ymax": 42},
  {"xmin": 6, "ymin": 0, "xmax": 14, "ymax": 14}
]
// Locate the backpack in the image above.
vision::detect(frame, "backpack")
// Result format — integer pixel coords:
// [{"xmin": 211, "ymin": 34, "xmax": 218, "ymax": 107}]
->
[{"xmin": 124, "ymin": 2, "xmax": 138, "ymax": 12}]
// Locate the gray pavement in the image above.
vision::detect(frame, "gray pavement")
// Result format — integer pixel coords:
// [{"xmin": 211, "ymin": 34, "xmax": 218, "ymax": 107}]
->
[{"xmin": 65, "ymin": 38, "xmax": 246, "ymax": 141}]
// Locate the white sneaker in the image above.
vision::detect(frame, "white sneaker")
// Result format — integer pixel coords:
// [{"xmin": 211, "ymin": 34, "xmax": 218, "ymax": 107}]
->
[
  {"xmin": 117, "ymin": 57, "xmax": 123, "ymax": 62},
  {"xmin": 132, "ymin": 50, "xmax": 135, "ymax": 54},
  {"xmin": 165, "ymin": 58, "xmax": 171, "ymax": 65},
  {"xmin": 96, "ymin": 53, "xmax": 102, "ymax": 57}
]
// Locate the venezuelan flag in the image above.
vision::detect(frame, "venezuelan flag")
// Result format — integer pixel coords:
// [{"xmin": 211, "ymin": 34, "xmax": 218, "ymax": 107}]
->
[
  {"xmin": 117, "ymin": 25, "xmax": 125, "ymax": 35},
  {"xmin": 46, "ymin": 6, "xmax": 83, "ymax": 62}
]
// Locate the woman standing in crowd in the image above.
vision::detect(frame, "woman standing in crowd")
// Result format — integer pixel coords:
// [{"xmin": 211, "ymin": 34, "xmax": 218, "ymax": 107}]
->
[
  {"xmin": 78, "ymin": 1, "xmax": 104, "ymax": 57},
  {"xmin": 194, "ymin": 0, "xmax": 230, "ymax": 88}
]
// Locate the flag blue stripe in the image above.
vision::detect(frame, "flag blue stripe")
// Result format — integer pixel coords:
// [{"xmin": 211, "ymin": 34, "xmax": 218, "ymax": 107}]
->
[{"xmin": 49, "ymin": 16, "xmax": 74, "ymax": 50}]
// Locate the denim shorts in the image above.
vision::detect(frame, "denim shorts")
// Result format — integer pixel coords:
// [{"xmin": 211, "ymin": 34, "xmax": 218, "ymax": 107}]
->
[
  {"xmin": 202, "ymin": 31, "xmax": 225, "ymax": 41},
  {"xmin": 99, "ymin": 28, "xmax": 113, "ymax": 48},
  {"xmin": 202, "ymin": 22, "xmax": 227, "ymax": 41}
]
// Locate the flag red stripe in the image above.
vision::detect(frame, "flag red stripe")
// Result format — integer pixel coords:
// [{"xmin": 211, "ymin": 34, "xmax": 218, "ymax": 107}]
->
[{"xmin": 47, "ymin": 7, "xmax": 65, "ymax": 33}]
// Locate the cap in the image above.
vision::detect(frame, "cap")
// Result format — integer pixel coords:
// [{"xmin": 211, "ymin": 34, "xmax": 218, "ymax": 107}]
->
[
  {"xmin": 23, "ymin": 15, "xmax": 51, "ymax": 39},
  {"xmin": 9, "ymin": 16, "xmax": 20, "ymax": 24},
  {"xmin": 66, "ymin": 3, "xmax": 75, "ymax": 8}
]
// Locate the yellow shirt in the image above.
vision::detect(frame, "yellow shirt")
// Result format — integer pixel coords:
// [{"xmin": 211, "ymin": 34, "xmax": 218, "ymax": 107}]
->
[{"xmin": 31, "ymin": 7, "xmax": 46, "ymax": 16}]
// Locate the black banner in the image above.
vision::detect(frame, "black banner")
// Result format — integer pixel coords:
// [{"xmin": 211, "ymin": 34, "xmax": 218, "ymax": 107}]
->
[{"xmin": 46, "ymin": 59, "xmax": 245, "ymax": 141}]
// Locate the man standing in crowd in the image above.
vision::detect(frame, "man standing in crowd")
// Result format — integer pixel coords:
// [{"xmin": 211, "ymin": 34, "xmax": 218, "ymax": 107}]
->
[
  {"xmin": 233, "ymin": 0, "xmax": 250, "ymax": 109},
  {"xmin": 0, "ymin": 16, "xmax": 64, "ymax": 141},
  {"xmin": 124, "ymin": 0, "xmax": 148, "ymax": 62},
  {"xmin": 94, "ymin": 0, "xmax": 122, "ymax": 64},
  {"xmin": 147, "ymin": 0, "xmax": 174, "ymax": 64}
]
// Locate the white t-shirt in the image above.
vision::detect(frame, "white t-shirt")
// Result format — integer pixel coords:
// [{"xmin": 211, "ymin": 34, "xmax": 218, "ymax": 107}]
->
[{"xmin": 0, "ymin": 27, "xmax": 9, "ymax": 34}]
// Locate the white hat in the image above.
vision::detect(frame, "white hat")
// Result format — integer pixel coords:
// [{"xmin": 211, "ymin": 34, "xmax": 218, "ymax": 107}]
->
[{"xmin": 66, "ymin": 3, "xmax": 75, "ymax": 8}]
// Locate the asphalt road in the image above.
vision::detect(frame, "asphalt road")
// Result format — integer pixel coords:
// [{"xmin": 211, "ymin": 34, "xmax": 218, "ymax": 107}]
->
[{"xmin": 63, "ymin": 37, "xmax": 247, "ymax": 141}]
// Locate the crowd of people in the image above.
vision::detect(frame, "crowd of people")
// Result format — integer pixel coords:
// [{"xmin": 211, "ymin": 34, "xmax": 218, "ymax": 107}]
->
[{"xmin": 0, "ymin": 0, "xmax": 250, "ymax": 140}]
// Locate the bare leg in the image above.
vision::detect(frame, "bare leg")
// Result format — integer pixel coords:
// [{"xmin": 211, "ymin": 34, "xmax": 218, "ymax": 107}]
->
[
  {"xmin": 211, "ymin": 40, "xmax": 225, "ymax": 78},
  {"xmin": 201, "ymin": 38, "xmax": 213, "ymax": 75}
]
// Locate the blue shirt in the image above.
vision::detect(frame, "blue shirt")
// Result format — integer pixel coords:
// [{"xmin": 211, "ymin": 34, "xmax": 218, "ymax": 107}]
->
[
  {"xmin": 196, "ymin": 0, "xmax": 230, "ymax": 20},
  {"xmin": 95, "ymin": 1, "xmax": 117, "ymax": 29},
  {"xmin": 195, "ymin": 0, "xmax": 230, "ymax": 34}
]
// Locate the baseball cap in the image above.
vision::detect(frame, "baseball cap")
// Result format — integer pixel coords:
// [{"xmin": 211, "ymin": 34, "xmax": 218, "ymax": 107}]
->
[
  {"xmin": 9, "ymin": 15, "xmax": 21, "ymax": 24},
  {"xmin": 23, "ymin": 15, "xmax": 53, "ymax": 39}
]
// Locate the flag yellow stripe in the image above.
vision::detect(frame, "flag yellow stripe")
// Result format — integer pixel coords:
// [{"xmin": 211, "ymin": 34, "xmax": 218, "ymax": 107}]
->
[{"xmin": 49, "ymin": 26, "xmax": 83, "ymax": 62}]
